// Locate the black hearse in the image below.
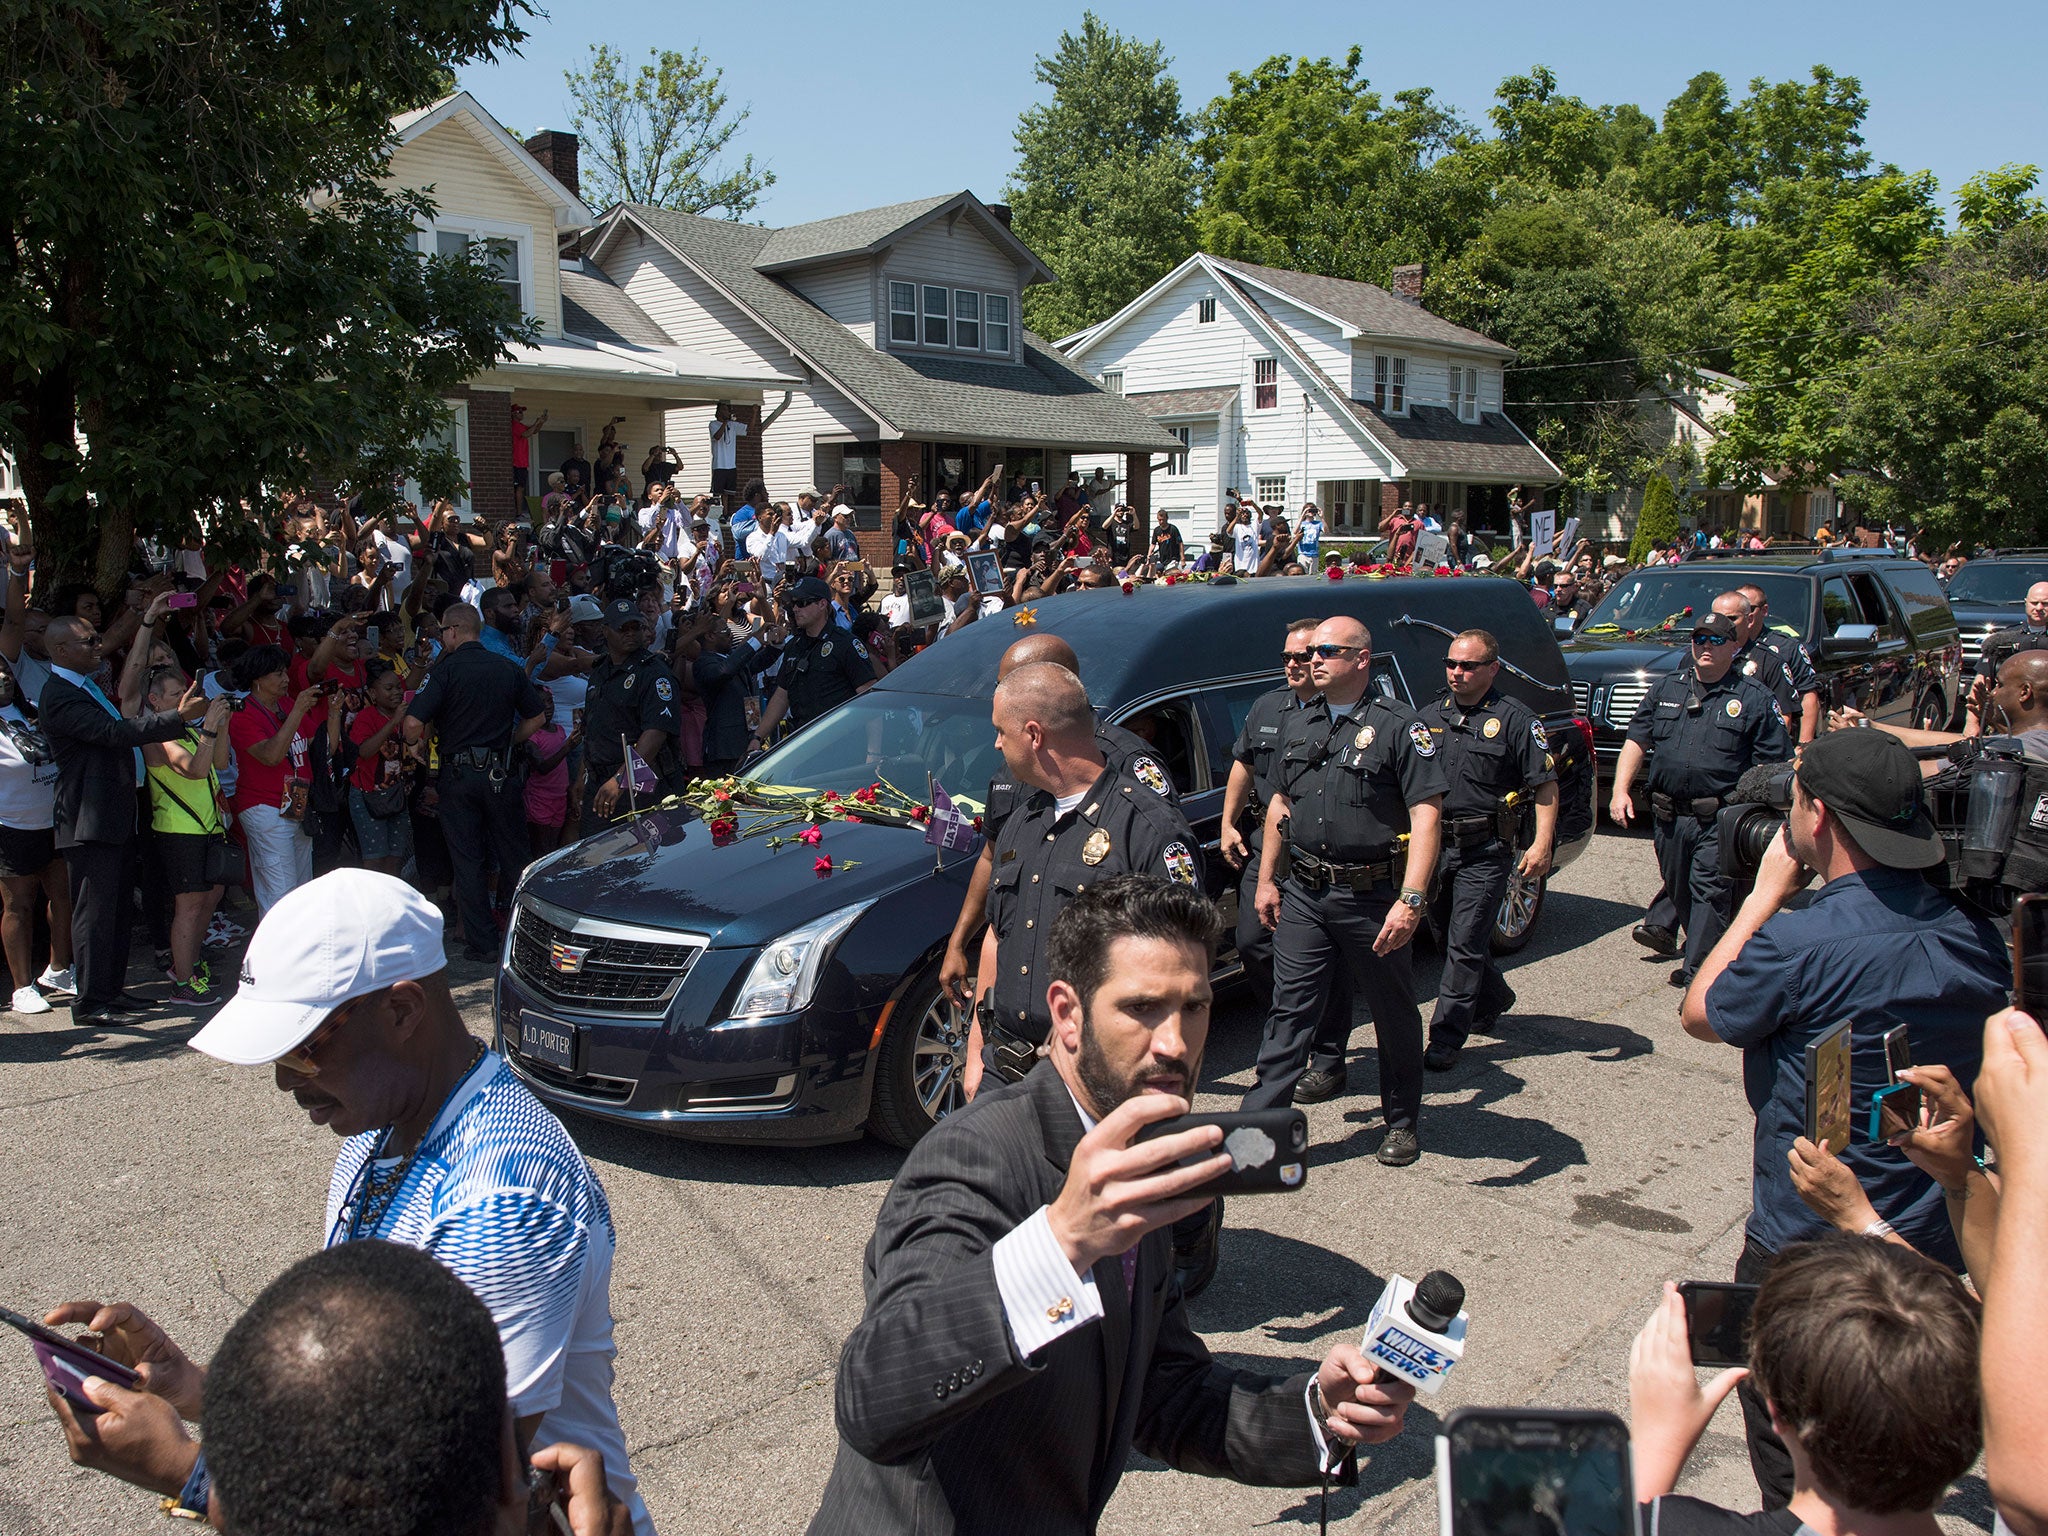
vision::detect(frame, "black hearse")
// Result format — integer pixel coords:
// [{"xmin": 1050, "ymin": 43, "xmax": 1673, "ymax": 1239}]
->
[{"xmin": 494, "ymin": 577, "xmax": 1595, "ymax": 1149}]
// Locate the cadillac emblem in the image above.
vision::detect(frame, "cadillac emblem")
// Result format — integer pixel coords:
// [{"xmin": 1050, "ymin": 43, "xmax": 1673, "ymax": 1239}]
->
[{"xmin": 549, "ymin": 940, "xmax": 594, "ymax": 975}]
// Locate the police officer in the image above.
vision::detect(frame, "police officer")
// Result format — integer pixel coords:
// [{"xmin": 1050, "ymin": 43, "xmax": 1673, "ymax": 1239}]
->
[
  {"xmin": 941, "ymin": 633, "xmax": 1178, "ymax": 1031},
  {"xmin": 1246, "ymin": 615, "xmax": 1445, "ymax": 1167},
  {"xmin": 1609, "ymin": 610, "xmax": 1791, "ymax": 988},
  {"xmin": 1735, "ymin": 584, "xmax": 1821, "ymax": 743},
  {"xmin": 973, "ymin": 662, "xmax": 1199, "ymax": 1087},
  {"xmin": 583, "ymin": 597, "xmax": 682, "ymax": 826},
  {"xmin": 1967, "ymin": 580, "xmax": 2048, "ymax": 736},
  {"xmin": 405, "ymin": 603, "xmax": 548, "ymax": 962},
  {"xmin": 1713, "ymin": 592, "xmax": 1797, "ymax": 727},
  {"xmin": 1419, "ymin": 629, "xmax": 1558, "ymax": 1072},
  {"xmin": 750, "ymin": 576, "xmax": 874, "ymax": 750}
]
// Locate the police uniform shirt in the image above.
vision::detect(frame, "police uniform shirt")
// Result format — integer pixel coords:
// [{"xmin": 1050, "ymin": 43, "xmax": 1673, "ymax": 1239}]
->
[
  {"xmin": 584, "ymin": 647, "xmax": 680, "ymax": 771},
  {"xmin": 1732, "ymin": 639, "xmax": 1798, "ymax": 719},
  {"xmin": 1271, "ymin": 695, "xmax": 1448, "ymax": 862},
  {"xmin": 407, "ymin": 640, "xmax": 546, "ymax": 756},
  {"xmin": 1757, "ymin": 630, "xmax": 1820, "ymax": 696},
  {"xmin": 779, "ymin": 627, "xmax": 874, "ymax": 725},
  {"xmin": 981, "ymin": 720, "xmax": 1177, "ymax": 846},
  {"xmin": 1231, "ymin": 687, "xmax": 1309, "ymax": 825},
  {"xmin": 1976, "ymin": 623, "xmax": 2048, "ymax": 680},
  {"xmin": 984, "ymin": 757, "xmax": 1199, "ymax": 1040},
  {"xmin": 1419, "ymin": 687, "xmax": 1556, "ymax": 818},
  {"xmin": 1625, "ymin": 668, "xmax": 1791, "ymax": 800}
]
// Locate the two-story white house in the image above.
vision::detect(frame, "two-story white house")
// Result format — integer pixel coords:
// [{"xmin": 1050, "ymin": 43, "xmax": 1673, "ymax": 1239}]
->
[
  {"xmin": 383, "ymin": 93, "xmax": 800, "ymax": 522},
  {"xmin": 1059, "ymin": 255, "xmax": 1559, "ymax": 545},
  {"xmin": 577, "ymin": 192, "xmax": 1179, "ymax": 560}
]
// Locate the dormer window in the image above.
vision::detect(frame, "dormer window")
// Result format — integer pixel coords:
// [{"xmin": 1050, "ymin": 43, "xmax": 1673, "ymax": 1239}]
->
[
  {"xmin": 889, "ymin": 282, "xmax": 917, "ymax": 344},
  {"xmin": 922, "ymin": 285, "xmax": 949, "ymax": 346},
  {"xmin": 955, "ymin": 291, "xmax": 980, "ymax": 350},
  {"xmin": 886, "ymin": 275, "xmax": 1016, "ymax": 356},
  {"xmin": 985, "ymin": 295, "xmax": 1011, "ymax": 353}
]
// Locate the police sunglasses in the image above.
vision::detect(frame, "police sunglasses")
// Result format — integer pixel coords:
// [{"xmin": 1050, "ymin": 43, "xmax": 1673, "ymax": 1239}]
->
[
  {"xmin": 1309, "ymin": 643, "xmax": 1361, "ymax": 659},
  {"xmin": 1690, "ymin": 631, "xmax": 1734, "ymax": 648},
  {"xmin": 1445, "ymin": 657, "xmax": 1495, "ymax": 671},
  {"xmin": 1281, "ymin": 649, "xmax": 1314, "ymax": 664}
]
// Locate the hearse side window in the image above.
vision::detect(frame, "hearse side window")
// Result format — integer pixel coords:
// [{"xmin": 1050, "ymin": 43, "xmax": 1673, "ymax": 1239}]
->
[{"xmin": 1117, "ymin": 697, "xmax": 1204, "ymax": 794}]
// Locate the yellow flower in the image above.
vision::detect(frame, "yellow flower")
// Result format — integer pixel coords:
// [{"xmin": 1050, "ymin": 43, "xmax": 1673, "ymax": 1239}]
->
[{"xmin": 1013, "ymin": 607, "xmax": 1038, "ymax": 627}]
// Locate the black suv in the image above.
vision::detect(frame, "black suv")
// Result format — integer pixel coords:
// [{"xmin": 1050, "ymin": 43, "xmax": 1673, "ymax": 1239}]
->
[
  {"xmin": 1564, "ymin": 548, "xmax": 1961, "ymax": 774},
  {"xmin": 1938, "ymin": 551, "xmax": 2048, "ymax": 712},
  {"xmin": 493, "ymin": 577, "xmax": 1595, "ymax": 1150}
]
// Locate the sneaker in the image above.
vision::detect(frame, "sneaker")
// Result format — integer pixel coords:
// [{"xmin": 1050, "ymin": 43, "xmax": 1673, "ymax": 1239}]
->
[
  {"xmin": 11, "ymin": 985, "xmax": 51, "ymax": 1015},
  {"xmin": 1424, "ymin": 1041, "xmax": 1463, "ymax": 1072},
  {"xmin": 36, "ymin": 964, "xmax": 74, "ymax": 996},
  {"xmin": 170, "ymin": 974, "xmax": 223, "ymax": 1010},
  {"xmin": 1376, "ymin": 1128, "xmax": 1422, "ymax": 1167},
  {"xmin": 1632, "ymin": 923, "xmax": 1678, "ymax": 957},
  {"xmin": 1294, "ymin": 1066, "xmax": 1349, "ymax": 1103}
]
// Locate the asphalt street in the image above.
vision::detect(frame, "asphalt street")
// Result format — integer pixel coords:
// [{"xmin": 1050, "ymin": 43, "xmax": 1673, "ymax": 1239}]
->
[{"xmin": 0, "ymin": 827, "xmax": 1997, "ymax": 1534}]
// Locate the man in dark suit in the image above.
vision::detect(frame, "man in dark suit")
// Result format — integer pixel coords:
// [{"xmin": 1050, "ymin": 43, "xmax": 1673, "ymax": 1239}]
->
[
  {"xmin": 810, "ymin": 876, "xmax": 1415, "ymax": 1536},
  {"xmin": 42, "ymin": 614, "xmax": 208, "ymax": 1022}
]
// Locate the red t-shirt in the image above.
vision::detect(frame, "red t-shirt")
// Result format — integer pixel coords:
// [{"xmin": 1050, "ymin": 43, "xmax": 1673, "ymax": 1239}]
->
[
  {"xmin": 289, "ymin": 653, "xmax": 365, "ymax": 736},
  {"xmin": 348, "ymin": 705, "xmax": 406, "ymax": 794},
  {"xmin": 512, "ymin": 419, "xmax": 534, "ymax": 469},
  {"xmin": 229, "ymin": 699, "xmax": 311, "ymax": 813}
]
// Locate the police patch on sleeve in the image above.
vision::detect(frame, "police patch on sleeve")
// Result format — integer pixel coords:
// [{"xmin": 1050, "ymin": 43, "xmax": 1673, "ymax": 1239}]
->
[
  {"xmin": 852, "ymin": 638, "xmax": 869, "ymax": 660},
  {"xmin": 1131, "ymin": 755, "xmax": 1170, "ymax": 796},
  {"xmin": 655, "ymin": 677, "xmax": 674, "ymax": 702},
  {"xmin": 1408, "ymin": 721, "xmax": 1437, "ymax": 757},
  {"xmin": 1531, "ymin": 719, "xmax": 1548, "ymax": 752},
  {"xmin": 1163, "ymin": 841, "xmax": 1198, "ymax": 886}
]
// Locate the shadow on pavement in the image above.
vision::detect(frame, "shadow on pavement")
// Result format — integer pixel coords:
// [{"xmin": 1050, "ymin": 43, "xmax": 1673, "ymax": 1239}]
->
[
  {"xmin": 568, "ymin": 1112, "xmax": 907, "ymax": 1192},
  {"xmin": 1188, "ymin": 1227, "xmax": 1387, "ymax": 1342}
]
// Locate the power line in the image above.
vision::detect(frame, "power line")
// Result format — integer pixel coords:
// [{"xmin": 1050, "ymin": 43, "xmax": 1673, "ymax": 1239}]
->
[{"xmin": 1502, "ymin": 322, "xmax": 1865, "ymax": 375}]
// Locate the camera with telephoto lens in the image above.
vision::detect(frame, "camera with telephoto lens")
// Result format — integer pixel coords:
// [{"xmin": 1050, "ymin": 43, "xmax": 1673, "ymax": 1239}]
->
[{"xmin": 1718, "ymin": 763, "xmax": 1797, "ymax": 878}]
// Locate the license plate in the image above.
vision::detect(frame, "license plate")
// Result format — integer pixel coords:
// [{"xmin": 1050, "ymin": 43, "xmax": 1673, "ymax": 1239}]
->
[{"xmin": 518, "ymin": 1013, "xmax": 579, "ymax": 1072}]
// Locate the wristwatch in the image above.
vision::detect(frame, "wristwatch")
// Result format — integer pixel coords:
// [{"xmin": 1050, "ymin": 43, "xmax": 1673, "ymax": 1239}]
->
[{"xmin": 1397, "ymin": 888, "xmax": 1427, "ymax": 910}]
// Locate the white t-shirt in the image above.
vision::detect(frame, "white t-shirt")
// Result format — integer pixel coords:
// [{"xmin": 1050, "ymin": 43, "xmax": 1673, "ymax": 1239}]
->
[
  {"xmin": 325, "ymin": 1054, "xmax": 650, "ymax": 1535},
  {"xmin": 1232, "ymin": 523, "xmax": 1260, "ymax": 573},
  {"xmin": 6, "ymin": 649, "xmax": 51, "ymax": 709},
  {"xmin": 543, "ymin": 667, "xmax": 588, "ymax": 731},
  {"xmin": 746, "ymin": 526, "xmax": 792, "ymax": 586},
  {"xmin": 371, "ymin": 529, "xmax": 413, "ymax": 601},
  {"xmin": 708, "ymin": 418, "xmax": 747, "ymax": 471},
  {"xmin": 0, "ymin": 705, "xmax": 57, "ymax": 830},
  {"xmin": 882, "ymin": 591, "xmax": 911, "ymax": 627}
]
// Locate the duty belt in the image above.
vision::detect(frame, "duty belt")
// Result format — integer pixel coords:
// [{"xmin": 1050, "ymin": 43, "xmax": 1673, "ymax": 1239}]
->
[
  {"xmin": 450, "ymin": 747, "xmax": 509, "ymax": 772},
  {"xmin": 979, "ymin": 1000, "xmax": 1043, "ymax": 1087},
  {"xmin": 1288, "ymin": 847, "xmax": 1395, "ymax": 892},
  {"xmin": 1651, "ymin": 792, "xmax": 1722, "ymax": 821},
  {"xmin": 1444, "ymin": 813, "xmax": 1506, "ymax": 849}
]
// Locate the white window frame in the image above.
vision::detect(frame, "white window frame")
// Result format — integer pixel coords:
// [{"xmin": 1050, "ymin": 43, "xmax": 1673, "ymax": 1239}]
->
[
  {"xmin": 1256, "ymin": 474, "xmax": 1288, "ymax": 507},
  {"xmin": 1197, "ymin": 296, "xmax": 1216, "ymax": 324},
  {"xmin": 953, "ymin": 289, "xmax": 980, "ymax": 351},
  {"xmin": 1253, "ymin": 357, "xmax": 1278, "ymax": 410},
  {"xmin": 921, "ymin": 284, "xmax": 950, "ymax": 347},
  {"xmin": 984, "ymin": 292, "xmax": 1011, "ymax": 354},
  {"xmin": 1101, "ymin": 370, "xmax": 1124, "ymax": 397},
  {"xmin": 1450, "ymin": 365, "xmax": 1479, "ymax": 423},
  {"xmin": 403, "ymin": 398, "xmax": 472, "ymax": 516},
  {"xmin": 888, "ymin": 281, "xmax": 918, "ymax": 344},
  {"xmin": 1166, "ymin": 426, "xmax": 1190, "ymax": 476},
  {"xmin": 416, "ymin": 214, "xmax": 535, "ymax": 323},
  {"xmin": 1374, "ymin": 354, "xmax": 1407, "ymax": 416}
]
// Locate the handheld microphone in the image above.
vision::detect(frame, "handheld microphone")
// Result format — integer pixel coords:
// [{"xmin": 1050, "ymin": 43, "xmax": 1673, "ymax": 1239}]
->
[{"xmin": 1362, "ymin": 1270, "xmax": 1468, "ymax": 1396}]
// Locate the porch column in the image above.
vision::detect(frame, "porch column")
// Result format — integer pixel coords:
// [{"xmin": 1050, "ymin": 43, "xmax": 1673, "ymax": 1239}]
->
[
  {"xmin": 463, "ymin": 387, "xmax": 515, "ymax": 524},
  {"xmin": 1124, "ymin": 450, "xmax": 1151, "ymax": 516},
  {"xmin": 873, "ymin": 440, "xmax": 922, "ymax": 567}
]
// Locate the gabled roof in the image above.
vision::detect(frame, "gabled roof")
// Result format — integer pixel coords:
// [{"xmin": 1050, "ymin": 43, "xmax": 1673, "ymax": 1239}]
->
[
  {"xmin": 587, "ymin": 204, "xmax": 1176, "ymax": 452},
  {"xmin": 1207, "ymin": 257, "xmax": 1515, "ymax": 357},
  {"xmin": 752, "ymin": 191, "xmax": 1052, "ymax": 284},
  {"xmin": 389, "ymin": 93, "xmax": 593, "ymax": 229},
  {"xmin": 1352, "ymin": 403, "xmax": 1559, "ymax": 483},
  {"xmin": 560, "ymin": 265, "xmax": 673, "ymax": 349}
]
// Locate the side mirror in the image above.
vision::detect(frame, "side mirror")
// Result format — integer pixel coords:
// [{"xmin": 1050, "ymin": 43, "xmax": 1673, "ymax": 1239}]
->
[
  {"xmin": 1553, "ymin": 615, "xmax": 1576, "ymax": 637},
  {"xmin": 1820, "ymin": 622, "xmax": 1879, "ymax": 659}
]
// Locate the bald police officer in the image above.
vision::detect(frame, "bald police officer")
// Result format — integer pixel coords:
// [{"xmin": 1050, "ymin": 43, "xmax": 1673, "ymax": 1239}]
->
[
  {"xmin": 1610, "ymin": 610, "xmax": 1792, "ymax": 989},
  {"xmin": 750, "ymin": 576, "xmax": 875, "ymax": 752},
  {"xmin": 1419, "ymin": 629, "xmax": 1558, "ymax": 1073},
  {"xmin": 973, "ymin": 663, "xmax": 1200, "ymax": 1089},
  {"xmin": 1967, "ymin": 580, "xmax": 2048, "ymax": 736},
  {"xmin": 1247, "ymin": 615, "xmax": 1444, "ymax": 1167},
  {"xmin": 1734, "ymin": 584, "xmax": 1821, "ymax": 744}
]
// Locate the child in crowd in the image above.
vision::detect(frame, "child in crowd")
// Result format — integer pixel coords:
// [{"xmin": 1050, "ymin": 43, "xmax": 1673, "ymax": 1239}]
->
[{"xmin": 523, "ymin": 688, "xmax": 578, "ymax": 856}]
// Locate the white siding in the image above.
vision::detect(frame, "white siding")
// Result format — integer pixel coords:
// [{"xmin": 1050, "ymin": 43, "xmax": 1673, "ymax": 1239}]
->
[
  {"xmin": 784, "ymin": 256, "xmax": 875, "ymax": 346},
  {"xmin": 1080, "ymin": 272, "xmax": 1254, "ymax": 396},
  {"xmin": 880, "ymin": 214, "xmax": 1025, "ymax": 363},
  {"xmin": 1251, "ymin": 293, "xmax": 1350, "ymax": 384},
  {"xmin": 607, "ymin": 227, "xmax": 790, "ymax": 373},
  {"xmin": 388, "ymin": 120, "xmax": 561, "ymax": 337},
  {"xmin": 662, "ymin": 371, "xmax": 875, "ymax": 504}
]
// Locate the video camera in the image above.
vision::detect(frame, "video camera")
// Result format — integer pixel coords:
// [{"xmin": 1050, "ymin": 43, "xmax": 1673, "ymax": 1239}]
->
[{"xmin": 1719, "ymin": 737, "xmax": 2045, "ymax": 917}]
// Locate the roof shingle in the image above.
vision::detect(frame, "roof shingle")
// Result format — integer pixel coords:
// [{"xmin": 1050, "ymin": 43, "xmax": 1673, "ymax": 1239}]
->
[
  {"xmin": 1354, "ymin": 403, "xmax": 1558, "ymax": 482},
  {"xmin": 1124, "ymin": 386, "xmax": 1239, "ymax": 418},
  {"xmin": 1210, "ymin": 257, "xmax": 1515, "ymax": 358},
  {"xmin": 559, "ymin": 265, "xmax": 674, "ymax": 349},
  {"xmin": 752, "ymin": 194, "xmax": 960, "ymax": 270}
]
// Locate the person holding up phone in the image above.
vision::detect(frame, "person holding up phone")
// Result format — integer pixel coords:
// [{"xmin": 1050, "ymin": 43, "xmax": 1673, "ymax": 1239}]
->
[
  {"xmin": 810, "ymin": 877, "xmax": 1415, "ymax": 1534},
  {"xmin": 1677, "ymin": 728, "xmax": 2007, "ymax": 1506}
]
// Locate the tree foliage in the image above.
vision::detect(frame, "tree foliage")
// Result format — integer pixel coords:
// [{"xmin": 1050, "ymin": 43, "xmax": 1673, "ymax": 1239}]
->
[
  {"xmin": 1005, "ymin": 13, "xmax": 1195, "ymax": 339},
  {"xmin": 0, "ymin": 0, "xmax": 533, "ymax": 592},
  {"xmin": 563, "ymin": 44, "xmax": 772, "ymax": 218},
  {"xmin": 1631, "ymin": 472, "xmax": 1680, "ymax": 563}
]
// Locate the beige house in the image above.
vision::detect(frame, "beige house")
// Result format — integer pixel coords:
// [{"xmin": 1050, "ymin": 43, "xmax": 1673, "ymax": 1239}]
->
[{"xmin": 383, "ymin": 93, "xmax": 797, "ymax": 520}]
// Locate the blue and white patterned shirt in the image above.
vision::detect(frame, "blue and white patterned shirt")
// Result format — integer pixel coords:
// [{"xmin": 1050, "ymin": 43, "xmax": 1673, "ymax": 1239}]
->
[{"xmin": 325, "ymin": 1052, "xmax": 652, "ymax": 1534}]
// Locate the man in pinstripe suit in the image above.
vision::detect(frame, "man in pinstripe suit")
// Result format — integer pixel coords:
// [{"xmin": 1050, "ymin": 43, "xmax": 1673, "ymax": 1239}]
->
[{"xmin": 810, "ymin": 877, "xmax": 1416, "ymax": 1535}]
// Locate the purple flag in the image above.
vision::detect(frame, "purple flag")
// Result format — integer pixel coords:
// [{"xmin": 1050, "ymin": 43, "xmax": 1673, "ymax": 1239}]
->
[
  {"xmin": 623, "ymin": 745, "xmax": 659, "ymax": 795},
  {"xmin": 925, "ymin": 778, "xmax": 979, "ymax": 853}
]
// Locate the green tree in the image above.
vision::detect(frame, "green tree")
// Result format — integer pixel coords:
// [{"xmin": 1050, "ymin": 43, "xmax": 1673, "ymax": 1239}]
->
[
  {"xmin": 1488, "ymin": 66, "xmax": 1615, "ymax": 190},
  {"xmin": 1955, "ymin": 164, "xmax": 2048, "ymax": 238},
  {"xmin": 1631, "ymin": 471, "xmax": 1680, "ymax": 563},
  {"xmin": 563, "ymin": 44, "xmax": 772, "ymax": 218},
  {"xmin": 0, "ymin": 0, "xmax": 530, "ymax": 593},
  {"xmin": 1840, "ymin": 217, "xmax": 2048, "ymax": 544},
  {"xmin": 1007, "ymin": 14, "xmax": 1195, "ymax": 338},
  {"xmin": 1642, "ymin": 72, "xmax": 1739, "ymax": 223}
]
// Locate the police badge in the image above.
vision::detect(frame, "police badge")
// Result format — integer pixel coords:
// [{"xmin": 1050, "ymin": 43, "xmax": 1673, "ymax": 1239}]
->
[
  {"xmin": 1163, "ymin": 841, "xmax": 1197, "ymax": 886},
  {"xmin": 1355, "ymin": 725, "xmax": 1375, "ymax": 749},
  {"xmin": 1726, "ymin": 697, "xmax": 1743, "ymax": 718},
  {"xmin": 1481, "ymin": 717, "xmax": 1501, "ymax": 739},
  {"xmin": 1531, "ymin": 719, "xmax": 1548, "ymax": 751},
  {"xmin": 1408, "ymin": 721, "xmax": 1437, "ymax": 757},
  {"xmin": 1132, "ymin": 756, "xmax": 1170, "ymax": 796},
  {"xmin": 1081, "ymin": 828, "xmax": 1112, "ymax": 865},
  {"xmin": 820, "ymin": 641, "xmax": 834, "ymax": 658}
]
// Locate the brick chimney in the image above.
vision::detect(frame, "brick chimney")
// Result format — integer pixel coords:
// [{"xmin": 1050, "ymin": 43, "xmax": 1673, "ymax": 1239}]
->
[
  {"xmin": 1390, "ymin": 263, "xmax": 1426, "ymax": 306},
  {"xmin": 985, "ymin": 202, "xmax": 1013, "ymax": 229},
  {"xmin": 524, "ymin": 130, "xmax": 579, "ymax": 200}
]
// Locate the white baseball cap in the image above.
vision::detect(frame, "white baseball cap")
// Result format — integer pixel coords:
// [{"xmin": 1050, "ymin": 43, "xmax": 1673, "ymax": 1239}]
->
[{"xmin": 190, "ymin": 869, "xmax": 448, "ymax": 1065}]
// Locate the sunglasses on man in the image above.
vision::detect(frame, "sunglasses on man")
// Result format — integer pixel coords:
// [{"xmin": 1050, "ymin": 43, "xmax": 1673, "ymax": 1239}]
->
[{"xmin": 1690, "ymin": 631, "xmax": 1733, "ymax": 647}]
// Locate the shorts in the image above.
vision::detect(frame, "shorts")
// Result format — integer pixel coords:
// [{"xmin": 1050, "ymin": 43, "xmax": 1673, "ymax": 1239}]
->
[
  {"xmin": 711, "ymin": 467, "xmax": 737, "ymax": 495},
  {"xmin": 157, "ymin": 830, "xmax": 218, "ymax": 895},
  {"xmin": 0, "ymin": 822, "xmax": 55, "ymax": 879},
  {"xmin": 350, "ymin": 786, "xmax": 415, "ymax": 861}
]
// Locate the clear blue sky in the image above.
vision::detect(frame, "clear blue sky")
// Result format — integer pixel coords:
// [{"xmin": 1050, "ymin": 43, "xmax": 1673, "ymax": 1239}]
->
[{"xmin": 460, "ymin": 0, "xmax": 2046, "ymax": 227}]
